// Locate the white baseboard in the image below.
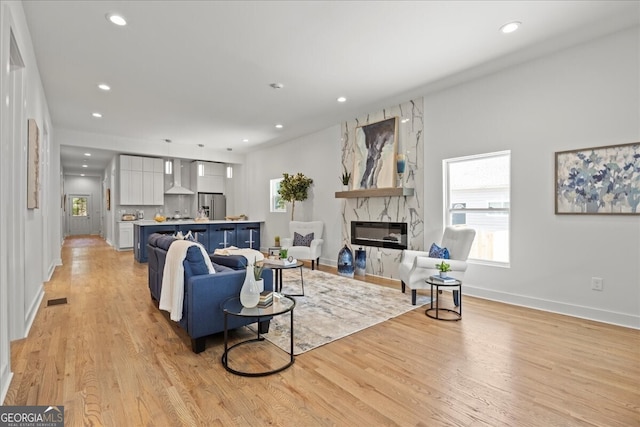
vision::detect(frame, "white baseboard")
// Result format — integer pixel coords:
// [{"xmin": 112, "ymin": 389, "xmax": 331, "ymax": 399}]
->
[
  {"xmin": 0, "ymin": 370, "xmax": 13, "ymax": 405},
  {"xmin": 23, "ymin": 287, "xmax": 44, "ymax": 339},
  {"xmin": 464, "ymin": 285, "xmax": 640, "ymax": 330},
  {"xmin": 320, "ymin": 265, "xmax": 640, "ymax": 329}
]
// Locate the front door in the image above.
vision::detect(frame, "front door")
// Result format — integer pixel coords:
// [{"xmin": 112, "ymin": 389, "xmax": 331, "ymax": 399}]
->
[{"xmin": 68, "ymin": 194, "xmax": 92, "ymax": 235}]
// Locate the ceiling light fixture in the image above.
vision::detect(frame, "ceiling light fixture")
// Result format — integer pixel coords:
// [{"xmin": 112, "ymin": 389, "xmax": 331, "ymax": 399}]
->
[
  {"xmin": 82, "ymin": 164, "xmax": 88, "ymax": 168},
  {"xmin": 275, "ymin": 124, "xmax": 283, "ymax": 129},
  {"xmin": 84, "ymin": 152, "xmax": 91, "ymax": 156},
  {"xmin": 92, "ymin": 112, "xmax": 102, "ymax": 118},
  {"xmin": 242, "ymin": 138, "xmax": 249, "ymax": 143},
  {"xmin": 337, "ymin": 97, "xmax": 347, "ymax": 103},
  {"xmin": 500, "ymin": 21, "xmax": 521, "ymax": 34},
  {"xmin": 98, "ymin": 83, "xmax": 111, "ymax": 91},
  {"xmin": 80, "ymin": 174, "xmax": 85, "ymax": 177},
  {"xmin": 269, "ymin": 83, "xmax": 284, "ymax": 89},
  {"xmin": 164, "ymin": 139, "xmax": 172, "ymax": 174},
  {"xmin": 106, "ymin": 13, "xmax": 127, "ymax": 26}
]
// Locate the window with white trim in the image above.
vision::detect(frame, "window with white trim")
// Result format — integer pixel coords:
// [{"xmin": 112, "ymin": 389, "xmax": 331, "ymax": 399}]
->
[{"xmin": 444, "ymin": 151, "xmax": 510, "ymax": 265}]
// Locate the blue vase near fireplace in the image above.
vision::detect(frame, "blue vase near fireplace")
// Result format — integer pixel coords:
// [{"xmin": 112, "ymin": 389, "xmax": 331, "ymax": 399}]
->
[
  {"xmin": 337, "ymin": 245, "xmax": 354, "ymax": 278},
  {"xmin": 355, "ymin": 247, "xmax": 366, "ymax": 276}
]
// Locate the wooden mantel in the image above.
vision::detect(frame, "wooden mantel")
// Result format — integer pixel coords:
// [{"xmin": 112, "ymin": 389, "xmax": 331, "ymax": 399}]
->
[{"xmin": 334, "ymin": 187, "xmax": 415, "ymax": 198}]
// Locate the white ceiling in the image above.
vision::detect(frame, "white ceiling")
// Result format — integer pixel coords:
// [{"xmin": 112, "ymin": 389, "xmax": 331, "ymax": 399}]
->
[{"xmin": 21, "ymin": 1, "xmax": 639, "ymax": 176}]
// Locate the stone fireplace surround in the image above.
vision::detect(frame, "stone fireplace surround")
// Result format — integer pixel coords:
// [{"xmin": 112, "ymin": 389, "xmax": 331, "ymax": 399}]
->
[{"xmin": 339, "ymin": 98, "xmax": 424, "ymax": 280}]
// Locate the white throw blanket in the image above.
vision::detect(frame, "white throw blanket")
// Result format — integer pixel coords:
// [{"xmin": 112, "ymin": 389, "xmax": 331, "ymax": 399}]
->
[
  {"xmin": 159, "ymin": 240, "xmax": 215, "ymax": 322},
  {"xmin": 213, "ymin": 246, "xmax": 264, "ymax": 263}
]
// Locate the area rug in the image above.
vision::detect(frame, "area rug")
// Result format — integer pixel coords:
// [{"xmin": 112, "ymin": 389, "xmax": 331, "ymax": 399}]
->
[{"xmin": 261, "ymin": 269, "xmax": 431, "ymax": 355}]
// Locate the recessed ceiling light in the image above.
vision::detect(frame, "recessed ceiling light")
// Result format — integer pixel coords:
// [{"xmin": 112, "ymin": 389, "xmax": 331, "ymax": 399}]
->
[
  {"xmin": 80, "ymin": 174, "xmax": 85, "ymax": 177},
  {"xmin": 337, "ymin": 97, "xmax": 347, "ymax": 103},
  {"xmin": 242, "ymin": 138, "xmax": 249, "ymax": 143},
  {"xmin": 275, "ymin": 124, "xmax": 283, "ymax": 129},
  {"xmin": 98, "ymin": 83, "xmax": 111, "ymax": 91},
  {"xmin": 500, "ymin": 21, "xmax": 521, "ymax": 34},
  {"xmin": 106, "ymin": 13, "xmax": 127, "ymax": 26},
  {"xmin": 92, "ymin": 112, "xmax": 102, "ymax": 118},
  {"xmin": 269, "ymin": 83, "xmax": 284, "ymax": 89},
  {"xmin": 84, "ymin": 153, "xmax": 91, "ymax": 157},
  {"xmin": 82, "ymin": 164, "xmax": 88, "ymax": 168}
]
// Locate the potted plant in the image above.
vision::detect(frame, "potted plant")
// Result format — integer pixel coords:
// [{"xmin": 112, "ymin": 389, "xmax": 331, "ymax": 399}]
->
[
  {"xmin": 435, "ymin": 261, "xmax": 451, "ymax": 278},
  {"xmin": 278, "ymin": 172, "xmax": 314, "ymax": 220},
  {"xmin": 340, "ymin": 166, "xmax": 351, "ymax": 191},
  {"xmin": 253, "ymin": 262, "xmax": 265, "ymax": 292}
]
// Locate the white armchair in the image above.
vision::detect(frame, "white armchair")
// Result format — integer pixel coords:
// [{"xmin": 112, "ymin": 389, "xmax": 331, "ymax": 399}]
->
[
  {"xmin": 281, "ymin": 221, "xmax": 324, "ymax": 270},
  {"xmin": 399, "ymin": 226, "xmax": 476, "ymax": 305}
]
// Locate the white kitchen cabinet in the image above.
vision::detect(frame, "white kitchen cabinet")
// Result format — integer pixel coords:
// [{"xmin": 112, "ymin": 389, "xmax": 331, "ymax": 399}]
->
[
  {"xmin": 142, "ymin": 158, "xmax": 164, "ymax": 205},
  {"xmin": 192, "ymin": 161, "xmax": 225, "ymax": 193},
  {"xmin": 120, "ymin": 155, "xmax": 163, "ymax": 205},
  {"xmin": 118, "ymin": 222, "xmax": 134, "ymax": 250}
]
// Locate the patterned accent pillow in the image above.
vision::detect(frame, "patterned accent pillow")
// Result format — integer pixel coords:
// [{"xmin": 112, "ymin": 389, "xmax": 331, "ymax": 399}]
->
[
  {"xmin": 428, "ymin": 243, "xmax": 450, "ymax": 259},
  {"xmin": 293, "ymin": 232, "xmax": 314, "ymax": 247}
]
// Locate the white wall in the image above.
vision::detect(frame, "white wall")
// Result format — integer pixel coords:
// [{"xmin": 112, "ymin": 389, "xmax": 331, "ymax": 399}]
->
[
  {"xmin": 0, "ymin": 0, "xmax": 59, "ymax": 402},
  {"xmin": 423, "ymin": 26, "xmax": 640, "ymax": 328},
  {"xmin": 243, "ymin": 126, "xmax": 343, "ymax": 263}
]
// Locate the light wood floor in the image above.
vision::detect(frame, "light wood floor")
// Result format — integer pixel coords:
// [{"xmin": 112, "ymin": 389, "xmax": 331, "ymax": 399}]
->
[{"xmin": 4, "ymin": 236, "xmax": 639, "ymax": 426}]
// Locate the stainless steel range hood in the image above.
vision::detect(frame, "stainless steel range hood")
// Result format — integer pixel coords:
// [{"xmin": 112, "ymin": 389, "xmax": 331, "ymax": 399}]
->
[{"xmin": 165, "ymin": 159, "xmax": 194, "ymax": 195}]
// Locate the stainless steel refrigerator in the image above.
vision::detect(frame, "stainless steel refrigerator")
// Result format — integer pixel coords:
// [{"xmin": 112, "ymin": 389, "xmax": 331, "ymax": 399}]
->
[{"xmin": 198, "ymin": 193, "xmax": 226, "ymax": 220}]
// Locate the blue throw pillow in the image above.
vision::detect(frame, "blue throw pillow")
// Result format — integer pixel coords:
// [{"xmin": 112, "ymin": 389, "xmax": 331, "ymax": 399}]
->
[
  {"xmin": 429, "ymin": 243, "xmax": 450, "ymax": 259},
  {"xmin": 293, "ymin": 232, "xmax": 314, "ymax": 247}
]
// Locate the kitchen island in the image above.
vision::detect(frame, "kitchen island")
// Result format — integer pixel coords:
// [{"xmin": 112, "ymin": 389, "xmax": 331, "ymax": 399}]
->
[{"xmin": 133, "ymin": 220, "xmax": 262, "ymax": 263}]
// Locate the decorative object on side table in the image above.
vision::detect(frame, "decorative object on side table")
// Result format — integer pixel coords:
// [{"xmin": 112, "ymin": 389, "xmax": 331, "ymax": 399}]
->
[
  {"xmin": 435, "ymin": 261, "xmax": 451, "ymax": 278},
  {"xmin": 274, "ymin": 235, "xmax": 280, "ymax": 247},
  {"xmin": 240, "ymin": 261, "xmax": 260, "ymax": 308},
  {"xmin": 355, "ymin": 247, "xmax": 366, "ymax": 276},
  {"xmin": 278, "ymin": 172, "xmax": 314, "ymax": 220},
  {"xmin": 337, "ymin": 244, "xmax": 354, "ymax": 278}
]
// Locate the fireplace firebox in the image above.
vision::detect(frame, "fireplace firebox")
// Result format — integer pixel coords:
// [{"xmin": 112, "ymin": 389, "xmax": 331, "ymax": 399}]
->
[{"xmin": 351, "ymin": 221, "xmax": 407, "ymax": 250}]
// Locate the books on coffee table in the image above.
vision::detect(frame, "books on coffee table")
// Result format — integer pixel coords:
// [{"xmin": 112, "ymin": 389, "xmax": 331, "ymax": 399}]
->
[
  {"xmin": 257, "ymin": 291, "xmax": 273, "ymax": 308},
  {"xmin": 429, "ymin": 275, "xmax": 459, "ymax": 284}
]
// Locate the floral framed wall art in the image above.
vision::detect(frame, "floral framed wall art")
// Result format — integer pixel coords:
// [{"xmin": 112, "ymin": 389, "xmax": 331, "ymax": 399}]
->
[
  {"xmin": 555, "ymin": 142, "xmax": 640, "ymax": 214},
  {"xmin": 353, "ymin": 117, "xmax": 398, "ymax": 189}
]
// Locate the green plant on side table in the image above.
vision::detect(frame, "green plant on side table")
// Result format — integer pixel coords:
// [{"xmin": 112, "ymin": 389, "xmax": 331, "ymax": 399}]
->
[{"xmin": 435, "ymin": 261, "xmax": 451, "ymax": 278}]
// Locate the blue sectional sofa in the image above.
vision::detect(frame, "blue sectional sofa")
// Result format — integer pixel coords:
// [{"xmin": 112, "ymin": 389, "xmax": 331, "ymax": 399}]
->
[{"xmin": 147, "ymin": 233, "xmax": 273, "ymax": 353}]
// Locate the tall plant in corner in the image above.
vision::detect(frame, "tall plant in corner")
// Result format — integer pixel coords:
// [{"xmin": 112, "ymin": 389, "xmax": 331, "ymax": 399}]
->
[{"xmin": 278, "ymin": 172, "xmax": 313, "ymax": 220}]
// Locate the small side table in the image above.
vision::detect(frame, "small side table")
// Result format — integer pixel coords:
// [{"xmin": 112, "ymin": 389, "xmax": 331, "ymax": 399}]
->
[
  {"xmin": 221, "ymin": 294, "xmax": 295, "ymax": 376},
  {"xmin": 264, "ymin": 260, "xmax": 305, "ymax": 296},
  {"xmin": 425, "ymin": 278, "xmax": 462, "ymax": 321}
]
